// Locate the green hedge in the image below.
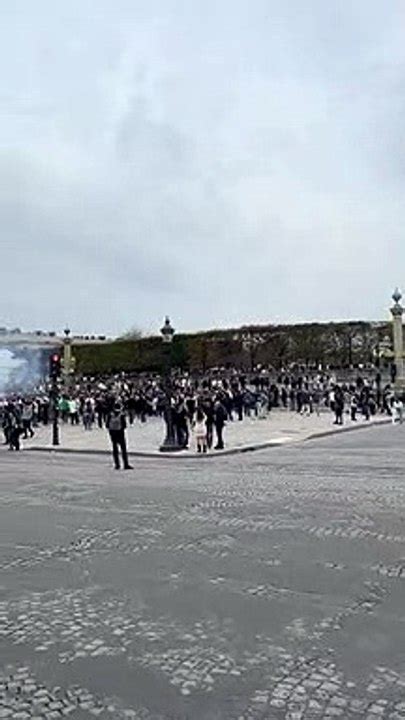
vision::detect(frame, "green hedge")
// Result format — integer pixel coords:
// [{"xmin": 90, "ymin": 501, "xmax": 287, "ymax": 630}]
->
[{"xmin": 73, "ymin": 321, "xmax": 390, "ymax": 375}]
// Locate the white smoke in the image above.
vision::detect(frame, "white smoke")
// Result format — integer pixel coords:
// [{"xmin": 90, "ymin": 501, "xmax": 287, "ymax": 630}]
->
[
  {"xmin": 0, "ymin": 349, "xmax": 23, "ymax": 393},
  {"xmin": 0, "ymin": 348, "xmax": 45, "ymax": 395}
]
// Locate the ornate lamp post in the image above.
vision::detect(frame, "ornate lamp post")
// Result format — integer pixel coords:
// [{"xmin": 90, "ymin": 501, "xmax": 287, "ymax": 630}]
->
[
  {"xmin": 390, "ymin": 288, "xmax": 405, "ymax": 388},
  {"xmin": 159, "ymin": 317, "xmax": 182, "ymax": 452},
  {"xmin": 63, "ymin": 327, "xmax": 72, "ymax": 388}
]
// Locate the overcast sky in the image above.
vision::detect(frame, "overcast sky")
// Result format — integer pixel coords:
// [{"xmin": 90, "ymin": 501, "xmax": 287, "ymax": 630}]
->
[{"xmin": 1, "ymin": 1, "xmax": 404, "ymax": 336}]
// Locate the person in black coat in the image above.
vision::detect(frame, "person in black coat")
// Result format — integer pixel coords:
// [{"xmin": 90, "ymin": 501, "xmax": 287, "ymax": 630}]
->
[
  {"xmin": 4, "ymin": 405, "xmax": 22, "ymax": 451},
  {"xmin": 333, "ymin": 387, "xmax": 345, "ymax": 425},
  {"xmin": 174, "ymin": 400, "xmax": 189, "ymax": 448},
  {"xmin": 233, "ymin": 390, "xmax": 244, "ymax": 421},
  {"xmin": 214, "ymin": 397, "xmax": 227, "ymax": 450},
  {"xmin": 106, "ymin": 403, "xmax": 133, "ymax": 470},
  {"xmin": 202, "ymin": 397, "xmax": 214, "ymax": 449}
]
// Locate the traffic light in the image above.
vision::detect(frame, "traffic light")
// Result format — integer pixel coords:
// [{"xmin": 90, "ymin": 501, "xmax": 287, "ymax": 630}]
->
[{"xmin": 49, "ymin": 353, "xmax": 62, "ymax": 379}]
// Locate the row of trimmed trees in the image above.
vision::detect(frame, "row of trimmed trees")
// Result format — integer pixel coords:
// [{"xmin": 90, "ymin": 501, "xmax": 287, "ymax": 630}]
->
[{"xmin": 73, "ymin": 321, "xmax": 392, "ymax": 376}]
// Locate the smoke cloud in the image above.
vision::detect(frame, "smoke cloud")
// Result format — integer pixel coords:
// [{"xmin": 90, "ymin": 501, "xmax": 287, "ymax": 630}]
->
[{"xmin": 0, "ymin": 348, "xmax": 45, "ymax": 395}]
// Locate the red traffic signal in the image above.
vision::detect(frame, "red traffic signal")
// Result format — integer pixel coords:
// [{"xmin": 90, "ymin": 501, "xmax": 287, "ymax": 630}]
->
[{"xmin": 49, "ymin": 353, "xmax": 62, "ymax": 378}]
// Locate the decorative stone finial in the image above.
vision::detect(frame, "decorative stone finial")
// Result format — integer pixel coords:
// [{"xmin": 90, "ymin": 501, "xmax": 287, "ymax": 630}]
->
[
  {"xmin": 160, "ymin": 316, "xmax": 175, "ymax": 344},
  {"xmin": 392, "ymin": 287, "xmax": 402, "ymax": 304}
]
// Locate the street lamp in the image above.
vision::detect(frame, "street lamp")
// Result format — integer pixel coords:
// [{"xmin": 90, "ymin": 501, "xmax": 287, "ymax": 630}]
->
[
  {"xmin": 62, "ymin": 327, "xmax": 76, "ymax": 387},
  {"xmin": 159, "ymin": 317, "xmax": 182, "ymax": 452},
  {"xmin": 63, "ymin": 328, "xmax": 71, "ymax": 384},
  {"xmin": 49, "ymin": 327, "xmax": 73, "ymax": 447},
  {"xmin": 390, "ymin": 288, "xmax": 405, "ymax": 388}
]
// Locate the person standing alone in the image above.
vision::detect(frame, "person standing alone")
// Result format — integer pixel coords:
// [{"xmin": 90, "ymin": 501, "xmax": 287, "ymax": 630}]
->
[
  {"xmin": 21, "ymin": 400, "xmax": 35, "ymax": 439},
  {"xmin": 214, "ymin": 396, "xmax": 228, "ymax": 450},
  {"xmin": 106, "ymin": 403, "xmax": 133, "ymax": 470},
  {"xmin": 193, "ymin": 408, "xmax": 208, "ymax": 453},
  {"xmin": 333, "ymin": 386, "xmax": 345, "ymax": 425}
]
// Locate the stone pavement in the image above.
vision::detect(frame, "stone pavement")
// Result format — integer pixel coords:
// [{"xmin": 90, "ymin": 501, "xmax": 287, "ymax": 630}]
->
[
  {"xmin": 1, "ymin": 425, "xmax": 405, "ymax": 719},
  {"xmin": 23, "ymin": 410, "xmax": 389, "ymax": 457}
]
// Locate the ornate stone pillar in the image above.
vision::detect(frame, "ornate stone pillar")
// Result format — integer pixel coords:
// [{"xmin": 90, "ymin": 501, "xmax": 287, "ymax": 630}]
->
[
  {"xmin": 390, "ymin": 288, "xmax": 404, "ymax": 387},
  {"xmin": 63, "ymin": 327, "xmax": 72, "ymax": 388}
]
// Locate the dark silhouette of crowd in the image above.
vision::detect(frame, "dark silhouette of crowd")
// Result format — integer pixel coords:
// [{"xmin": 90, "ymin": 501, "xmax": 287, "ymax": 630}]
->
[{"xmin": 1, "ymin": 365, "xmax": 402, "ymax": 452}]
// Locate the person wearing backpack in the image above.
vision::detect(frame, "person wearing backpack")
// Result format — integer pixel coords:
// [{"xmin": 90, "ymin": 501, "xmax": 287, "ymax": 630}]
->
[{"xmin": 106, "ymin": 403, "xmax": 133, "ymax": 470}]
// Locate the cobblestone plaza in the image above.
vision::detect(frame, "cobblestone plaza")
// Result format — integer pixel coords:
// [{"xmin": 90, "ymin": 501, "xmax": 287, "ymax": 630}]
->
[
  {"xmin": 1, "ymin": 425, "xmax": 405, "ymax": 719},
  {"xmin": 26, "ymin": 410, "xmax": 388, "ymax": 457}
]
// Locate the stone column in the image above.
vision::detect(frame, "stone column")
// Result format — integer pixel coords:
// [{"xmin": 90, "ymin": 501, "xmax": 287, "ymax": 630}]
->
[
  {"xmin": 63, "ymin": 328, "xmax": 72, "ymax": 388},
  {"xmin": 390, "ymin": 288, "xmax": 404, "ymax": 387}
]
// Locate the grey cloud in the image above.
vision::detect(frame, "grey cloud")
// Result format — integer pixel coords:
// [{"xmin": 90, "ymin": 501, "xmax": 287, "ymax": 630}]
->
[{"xmin": 0, "ymin": 0, "xmax": 404, "ymax": 335}]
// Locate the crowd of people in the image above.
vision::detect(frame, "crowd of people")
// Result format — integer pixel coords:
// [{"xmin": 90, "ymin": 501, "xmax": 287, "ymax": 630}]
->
[{"xmin": 0, "ymin": 366, "xmax": 403, "ymax": 457}]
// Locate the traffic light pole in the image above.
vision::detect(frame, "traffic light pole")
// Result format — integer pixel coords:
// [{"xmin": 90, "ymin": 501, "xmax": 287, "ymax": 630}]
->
[
  {"xmin": 49, "ymin": 352, "xmax": 62, "ymax": 446},
  {"xmin": 51, "ymin": 374, "xmax": 59, "ymax": 447}
]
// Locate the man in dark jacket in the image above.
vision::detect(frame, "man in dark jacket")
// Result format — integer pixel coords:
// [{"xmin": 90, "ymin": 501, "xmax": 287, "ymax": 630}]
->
[
  {"xmin": 174, "ymin": 399, "xmax": 189, "ymax": 448},
  {"xmin": 333, "ymin": 386, "xmax": 345, "ymax": 425},
  {"xmin": 214, "ymin": 397, "xmax": 227, "ymax": 450},
  {"xmin": 106, "ymin": 403, "xmax": 133, "ymax": 470},
  {"xmin": 4, "ymin": 405, "xmax": 22, "ymax": 451},
  {"xmin": 233, "ymin": 389, "xmax": 244, "ymax": 421},
  {"xmin": 95, "ymin": 396, "xmax": 105, "ymax": 428},
  {"xmin": 202, "ymin": 397, "xmax": 215, "ymax": 449}
]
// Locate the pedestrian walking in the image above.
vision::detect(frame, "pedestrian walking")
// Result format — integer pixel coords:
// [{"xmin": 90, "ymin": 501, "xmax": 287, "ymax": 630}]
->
[
  {"xmin": 21, "ymin": 400, "xmax": 35, "ymax": 438},
  {"xmin": 6, "ymin": 409, "xmax": 22, "ymax": 451},
  {"xmin": 68, "ymin": 398, "xmax": 80, "ymax": 425},
  {"xmin": 106, "ymin": 403, "xmax": 133, "ymax": 470},
  {"xmin": 82, "ymin": 398, "xmax": 94, "ymax": 430},
  {"xmin": 300, "ymin": 389, "xmax": 311, "ymax": 416},
  {"xmin": 392, "ymin": 397, "xmax": 404, "ymax": 425}
]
